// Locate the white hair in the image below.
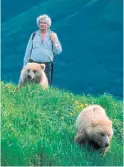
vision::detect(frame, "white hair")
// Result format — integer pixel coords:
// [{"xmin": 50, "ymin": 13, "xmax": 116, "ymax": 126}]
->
[{"xmin": 36, "ymin": 14, "xmax": 52, "ymax": 28}]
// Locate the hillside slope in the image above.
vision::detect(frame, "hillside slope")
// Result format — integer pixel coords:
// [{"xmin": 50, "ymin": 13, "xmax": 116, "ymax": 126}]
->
[
  {"xmin": 1, "ymin": 82, "xmax": 123, "ymax": 166},
  {"xmin": 1, "ymin": 0, "xmax": 123, "ymax": 98}
]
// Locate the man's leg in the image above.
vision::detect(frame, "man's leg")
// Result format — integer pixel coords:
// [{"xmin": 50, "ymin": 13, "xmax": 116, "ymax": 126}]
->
[
  {"xmin": 44, "ymin": 62, "xmax": 53, "ymax": 85},
  {"xmin": 51, "ymin": 62, "xmax": 54, "ymax": 84}
]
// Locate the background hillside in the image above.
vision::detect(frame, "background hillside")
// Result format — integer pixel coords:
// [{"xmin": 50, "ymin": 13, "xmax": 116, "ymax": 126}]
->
[{"xmin": 1, "ymin": 0, "xmax": 123, "ymax": 99}]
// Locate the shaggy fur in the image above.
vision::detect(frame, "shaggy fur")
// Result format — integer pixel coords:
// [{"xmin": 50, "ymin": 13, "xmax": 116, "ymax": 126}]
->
[
  {"xmin": 75, "ymin": 105, "xmax": 113, "ymax": 154},
  {"xmin": 19, "ymin": 63, "xmax": 48, "ymax": 89}
]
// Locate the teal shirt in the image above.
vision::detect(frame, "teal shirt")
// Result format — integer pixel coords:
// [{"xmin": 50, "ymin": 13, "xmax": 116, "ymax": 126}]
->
[{"xmin": 24, "ymin": 30, "xmax": 62, "ymax": 65}]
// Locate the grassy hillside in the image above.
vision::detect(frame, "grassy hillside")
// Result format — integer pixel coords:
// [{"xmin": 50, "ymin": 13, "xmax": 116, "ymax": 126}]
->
[{"xmin": 1, "ymin": 82, "xmax": 123, "ymax": 166}]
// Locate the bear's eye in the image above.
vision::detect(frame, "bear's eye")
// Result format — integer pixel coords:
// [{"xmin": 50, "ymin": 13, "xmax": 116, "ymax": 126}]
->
[
  {"xmin": 100, "ymin": 133, "xmax": 105, "ymax": 136},
  {"xmin": 108, "ymin": 134, "xmax": 110, "ymax": 137},
  {"xmin": 33, "ymin": 70, "xmax": 37, "ymax": 73},
  {"xmin": 27, "ymin": 69, "xmax": 30, "ymax": 72}
]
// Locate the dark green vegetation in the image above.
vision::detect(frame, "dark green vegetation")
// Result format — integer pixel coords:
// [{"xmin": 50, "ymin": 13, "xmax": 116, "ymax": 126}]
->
[
  {"xmin": 2, "ymin": 0, "xmax": 123, "ymax": 98},
  {"xmin": 1, "ymin": 82, "xmax": 123, "ymax": 166}
]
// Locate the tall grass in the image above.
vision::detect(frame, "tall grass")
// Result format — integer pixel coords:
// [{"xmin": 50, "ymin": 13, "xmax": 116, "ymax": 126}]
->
[{"xmin": 1, "ymin": 82, "xmax": 123, "ymax": 166}]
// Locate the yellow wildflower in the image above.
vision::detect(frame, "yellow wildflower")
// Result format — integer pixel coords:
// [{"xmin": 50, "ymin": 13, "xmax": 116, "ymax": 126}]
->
[
  {"xmin": 74, "ymin": 101, "xmax": 79, "ymax": 104},
  {"xmin": 84, "ymin": 103, "xmax": 88, "ymax": 107}
]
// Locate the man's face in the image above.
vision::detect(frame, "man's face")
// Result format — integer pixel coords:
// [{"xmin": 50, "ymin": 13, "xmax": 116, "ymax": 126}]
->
[{"xmin": 39, "ymin": 20, "xmax": 48, "ymax": 31}]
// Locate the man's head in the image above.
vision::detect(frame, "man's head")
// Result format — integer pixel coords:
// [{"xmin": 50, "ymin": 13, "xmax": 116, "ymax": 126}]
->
[{"xmin": 36, "ymin": 14, "xmax": 51, "ymax": 30}]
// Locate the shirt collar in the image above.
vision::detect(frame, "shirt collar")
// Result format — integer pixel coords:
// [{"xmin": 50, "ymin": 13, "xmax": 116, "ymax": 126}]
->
[{"xmin": 37, "ymin": 29, "xmax": 50, "ymax": 36}]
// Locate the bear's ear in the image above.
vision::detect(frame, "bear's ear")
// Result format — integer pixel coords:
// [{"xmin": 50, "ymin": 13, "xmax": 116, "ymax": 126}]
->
[
  {"xmin": 27, "ymin": 63, "xmax": 31, "ymax": 65},
  {"xmin": 40, "ymin": 64, "xmax": 46, "ymax": 70}
]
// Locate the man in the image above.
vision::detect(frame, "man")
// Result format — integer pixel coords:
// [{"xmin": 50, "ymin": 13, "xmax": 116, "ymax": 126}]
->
[{"xmin": 23, "ymin": 14, "xmax": 62, "ymax": 85}]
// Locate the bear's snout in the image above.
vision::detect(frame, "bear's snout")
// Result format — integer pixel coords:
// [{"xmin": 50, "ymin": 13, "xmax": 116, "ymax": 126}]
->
[
  {"xmin": 27, "ymin": 75, "xmax": 32, "ymax": 80},
  {"xmin": 105, "ymin": 142, "xmax": 109, "ymax": 147}
]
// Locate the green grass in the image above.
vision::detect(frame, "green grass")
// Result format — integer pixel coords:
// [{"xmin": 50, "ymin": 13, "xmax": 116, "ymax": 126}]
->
[{"xmin": 1, "ymin": 81, "xmax": 123, "ymax": 166}]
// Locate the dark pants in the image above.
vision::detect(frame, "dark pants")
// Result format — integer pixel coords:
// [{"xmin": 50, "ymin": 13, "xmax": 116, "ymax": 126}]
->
[{"xmin": 29, "ymin": 59, "xmax": 54, "ymax": 85}]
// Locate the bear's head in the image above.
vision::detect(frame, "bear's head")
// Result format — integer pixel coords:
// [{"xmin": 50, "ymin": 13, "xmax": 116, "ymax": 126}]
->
[
  {"xmin": 23, "ymin": 63, "xmax": 45, "ymax": 83},
  {"xmin": 87, "ymin": 118, "xmax": 113, "ymax": 149}
]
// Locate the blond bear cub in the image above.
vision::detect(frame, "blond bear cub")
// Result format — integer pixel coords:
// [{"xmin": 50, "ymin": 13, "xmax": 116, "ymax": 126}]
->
[
  {"xmin": 75, "ymin": 105, "xmax": 113, "ymax": 154},
  {"xmin": 19, "ymin": 63, "xmax": 48, "ymax": 89}
]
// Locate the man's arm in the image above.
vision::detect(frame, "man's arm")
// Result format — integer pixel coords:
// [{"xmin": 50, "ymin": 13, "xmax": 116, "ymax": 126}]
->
[{"xmin": 50, "ymin": 32, "xmax": 62, "ymax": 55}]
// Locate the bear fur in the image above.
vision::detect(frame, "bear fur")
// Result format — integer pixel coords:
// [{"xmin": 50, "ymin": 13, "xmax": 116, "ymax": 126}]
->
[
  {"xmin": 75, "ymin": 104, "xmax": 113, "ymax": 154},
  {"xmin": 19, "ymin": 63, "xmax": 48, "ymax": 89}
]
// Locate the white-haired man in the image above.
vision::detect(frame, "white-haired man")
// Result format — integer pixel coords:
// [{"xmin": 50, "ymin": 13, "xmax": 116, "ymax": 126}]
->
[{"xmin": 23, "ymin": 14, "xmax": 62, "ymax": 85}]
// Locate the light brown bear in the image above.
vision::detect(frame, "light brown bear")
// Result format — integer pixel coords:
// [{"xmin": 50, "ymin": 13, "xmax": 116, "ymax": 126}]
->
[
  {"xmin": 75, "ymin": 104, "xmax": 113, "ymax": 154},
  {"xmin": 19, "ymin": 63, "xmax": 48, "ymax": 89}
]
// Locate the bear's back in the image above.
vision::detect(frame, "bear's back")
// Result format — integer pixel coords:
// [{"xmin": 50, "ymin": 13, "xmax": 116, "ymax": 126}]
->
[{"xmin": 76, "ymin": 105, "xmax": 106, "ymax": 128}]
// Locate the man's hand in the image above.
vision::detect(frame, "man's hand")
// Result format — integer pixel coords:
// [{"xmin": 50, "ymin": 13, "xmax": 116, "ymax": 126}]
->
[{"xmin": 50, "ymin": 32, "xmax": 57, "ymax": 42}]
